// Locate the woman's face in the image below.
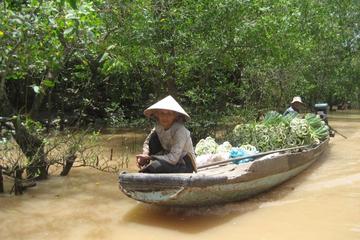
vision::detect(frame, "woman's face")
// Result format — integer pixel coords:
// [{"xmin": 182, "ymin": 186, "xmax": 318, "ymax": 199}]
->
[
  {"xmin": 155, "ymin": 110, "xmax": 177, "ymax": 129},
  {"xmin": 292, "ymin": 102, "xmax": 303, "ymax": 111}
]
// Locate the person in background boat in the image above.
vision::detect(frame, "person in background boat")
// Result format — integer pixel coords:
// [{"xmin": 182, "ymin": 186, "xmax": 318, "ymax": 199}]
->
[
  {"xmin": 283, "ymin": 96, "xmax": 305, "ymax": 116},
  {"xmin": 135, "ymin": 95, "xmax": 197, "ymax": 173}
]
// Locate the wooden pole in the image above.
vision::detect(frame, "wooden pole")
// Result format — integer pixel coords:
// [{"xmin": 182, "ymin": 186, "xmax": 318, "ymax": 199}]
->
[{"xmin": 328, "ymin": 125, "xmax": 347, "ymax": 139}]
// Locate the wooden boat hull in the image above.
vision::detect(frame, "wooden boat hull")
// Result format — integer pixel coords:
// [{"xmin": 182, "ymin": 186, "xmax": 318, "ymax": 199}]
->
[{"xmin": 119, "ymin": 139, "xmax": 328, "ymax": 206}]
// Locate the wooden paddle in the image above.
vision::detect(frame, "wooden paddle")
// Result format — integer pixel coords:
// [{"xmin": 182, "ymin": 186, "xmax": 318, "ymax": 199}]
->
[
  {"xmin": 328, "ymin": 124, "xmax": 347, "ymax": 139},
  {"xmin": 197, "ymin": 144, "xmax": 312, "ymax": 170}
]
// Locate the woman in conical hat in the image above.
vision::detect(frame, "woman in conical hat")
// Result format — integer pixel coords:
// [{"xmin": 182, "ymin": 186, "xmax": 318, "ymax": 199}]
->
[
  {"xmin": 283, "ymin": 96, "xmax": 305, "ymax": 116},
  {"xmin": 136, "ymin": 95, "xmax": 197, "ymax": 173}
]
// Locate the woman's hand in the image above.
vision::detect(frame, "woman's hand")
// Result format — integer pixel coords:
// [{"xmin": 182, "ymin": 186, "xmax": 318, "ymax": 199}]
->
[{"xmin": 136, "ymin": 154, "xmax": 151, "ymax": 168}]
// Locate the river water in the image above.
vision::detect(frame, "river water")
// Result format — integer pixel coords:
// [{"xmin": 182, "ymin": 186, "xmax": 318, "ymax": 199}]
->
[{"xmin": 1, "ymin": 111, "xmax": 360, "ymax": 240}]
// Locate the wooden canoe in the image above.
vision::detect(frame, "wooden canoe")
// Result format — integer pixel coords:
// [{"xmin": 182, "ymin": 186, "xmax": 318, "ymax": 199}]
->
[{"xmin": 118, "ymin": 139, "xmax": 329, "ymax": 206}]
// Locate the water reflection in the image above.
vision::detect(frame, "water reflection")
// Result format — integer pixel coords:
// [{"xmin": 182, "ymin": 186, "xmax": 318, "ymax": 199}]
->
[{"xmin": 123, "ymin": 204, "xmax": 238, "ymax": 234}]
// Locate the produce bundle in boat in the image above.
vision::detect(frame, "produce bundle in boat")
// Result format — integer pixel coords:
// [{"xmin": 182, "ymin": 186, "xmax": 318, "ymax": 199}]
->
[
  {"xmin": 230, "ymin": 111, "xmax": 329, "ymax": 152},
  {"xmin": 195, "ymin": 112, "xmax": 329, "ymax": 167},
  {"xmin": 119, "ymin": 111, "xmax": 330, "ymax": 206}
]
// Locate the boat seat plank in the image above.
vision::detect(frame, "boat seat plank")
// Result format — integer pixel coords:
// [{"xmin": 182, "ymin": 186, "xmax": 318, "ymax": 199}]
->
[{"xmin": 197, "ymin": 164, "xmax": 237, "ymax": 176}]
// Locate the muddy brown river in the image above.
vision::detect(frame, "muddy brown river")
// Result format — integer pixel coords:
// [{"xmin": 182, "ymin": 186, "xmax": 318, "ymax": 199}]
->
[{"xmin": 1, "ymin": 111, "xmax": 360, "ymax": 240}]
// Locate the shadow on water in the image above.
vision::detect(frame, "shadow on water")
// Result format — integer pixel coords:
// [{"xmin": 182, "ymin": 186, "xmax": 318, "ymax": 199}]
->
[
  {"xmin": 121, "ymin": 145, "xmax": 332, "ymax": 234},
  {"xmin": 122, "ymin": 204, "xmax": 239, "ymax": 234}
]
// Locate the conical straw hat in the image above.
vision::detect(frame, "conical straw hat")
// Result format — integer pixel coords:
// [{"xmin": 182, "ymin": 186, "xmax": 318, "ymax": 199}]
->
[
  {"xmin": 291, "ymin": 96, "xmax": 304, "ymax": 104},
  {"xmin": 144, "ymin": 95, "xmax": 190, "ymax": 120}
]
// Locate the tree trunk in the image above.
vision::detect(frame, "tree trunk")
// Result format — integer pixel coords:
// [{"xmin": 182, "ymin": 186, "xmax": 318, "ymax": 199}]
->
[
  {"xmin": 0, "ymin": 74, "xmax": 13, "ymax": 116},
  {"xmin": 0, "ymin": 166, "xmax": 4, "ymax": 193},
  {"xmin": 60, "ymin": 154, "xmax": 76, "ymax": 176},
  {"xmin": 29, "ymin": 89, "xmax": 46, "ymax": 119},
  {"xmin": 14, "ymin": 166, "xmax": 24, "ymax": 195},
  {"xmin": 12, "ymin": 121, "xmax": 47, "ymax": 180},
  {"xmin": 165, "ymin": 45, "xmax": 177, "ymax": 96},
  {"xmin": 152, "ymin": 0, "xmax": 178, "ymax": 97},
  {"xmin": 1, "ymin": 74, "xmax": 48, "ymax": 180}
]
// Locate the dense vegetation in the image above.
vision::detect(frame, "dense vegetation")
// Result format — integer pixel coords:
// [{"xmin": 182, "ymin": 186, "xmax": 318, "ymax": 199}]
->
[
  {"xmin": 0, "ymin": 0, "xmax": 360, "ymax": 187},
  {"xmin": 2, "ymin": 0, "xmax": 360, "ymax": 122}
]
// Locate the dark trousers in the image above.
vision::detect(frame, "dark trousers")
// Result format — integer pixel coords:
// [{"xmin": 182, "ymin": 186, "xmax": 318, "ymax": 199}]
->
[{"xmin": 140, "ymin": 132, "xmax": 194, "ymax": 173}]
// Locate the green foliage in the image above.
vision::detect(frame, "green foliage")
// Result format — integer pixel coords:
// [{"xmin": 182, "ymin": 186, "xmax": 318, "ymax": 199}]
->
[
  {"xmin": 1, "ymin": 0, "xmax": 359, "ymax": 132},
  {"xmin": 23, "ymin": 117, "xmax": 46, "ymax": 136}
]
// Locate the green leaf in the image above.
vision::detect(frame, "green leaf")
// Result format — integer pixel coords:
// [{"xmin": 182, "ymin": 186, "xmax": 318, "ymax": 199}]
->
[
  {"xmin": 99, "ymin": 52, "xmax": 109, "ymax": 63},
  {"xmin": 66, "ymin": 0, "xmax": 78, "ymax": 10},
  {"xmin": 30, "ymin": 85, "xmax": 41, "ymax": 94},
  {"xmin": 65, "ymin": 13, "xmax": 79, "ymax": 20},
  {"xmin": 87, "ymin": 29, "xmax": 95, "ymax": 42},
  {"xmin": 0, "ymin": 31, "xmax": 4, "ymax": 37},
  {"xmin": 43, "ymin": 80, "xmax": 55, "ymax": 88},
  {"xmin": 106, "ymin": 44, "xmax": 116, "ymax": 51},
  {"xmin": 64, "ymin": 27, "xmax": 74, "ymax": 36}
]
